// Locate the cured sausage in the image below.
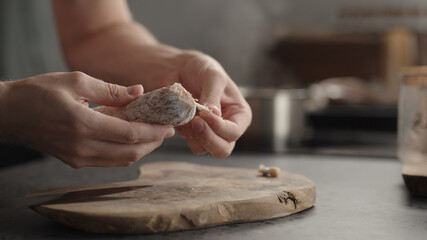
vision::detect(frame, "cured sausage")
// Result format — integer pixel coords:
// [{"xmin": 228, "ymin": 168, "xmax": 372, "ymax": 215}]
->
[{"xmin": 97, "ymin": 83, "xmax": 209, "ymax": 127}]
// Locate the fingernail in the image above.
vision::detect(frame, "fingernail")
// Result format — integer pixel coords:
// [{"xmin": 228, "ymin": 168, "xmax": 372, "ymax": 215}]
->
[
  {"xmin": 165, "ymin": 128, "xmax": 175, "ymax": 138},
  {"xmin": 127, "ymin": 85, "xmax": 143, "ymax": 97},
  {"xmin": 207, "ymin": 103, "xmax": 221, "ymax": 116},
  {"xmin": 193, "ymin": 118, "xmax": 205, "ymax": 132},
  {"xmin": 206, "ymin": 117, "xmax": 214, "ymax": 126}
]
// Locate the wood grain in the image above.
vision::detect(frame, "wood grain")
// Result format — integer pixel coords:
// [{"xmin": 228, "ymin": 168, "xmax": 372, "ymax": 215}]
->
[
  {"xmin": 31, "ymin": 162, "xmax": 316, "ymax": 234},
  {"xmin": 402, "ymin": 162, "xmax": 427, "ymax": 196}
]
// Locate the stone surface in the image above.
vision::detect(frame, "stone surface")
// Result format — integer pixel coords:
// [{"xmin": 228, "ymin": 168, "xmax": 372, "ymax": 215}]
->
[{"xmin": 1, "ymin": 152, "xmax": 427, "ymax": 239}]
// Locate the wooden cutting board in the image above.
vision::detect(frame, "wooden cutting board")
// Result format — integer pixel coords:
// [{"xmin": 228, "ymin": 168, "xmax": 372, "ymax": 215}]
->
[
  {"xmin": 31, "ymin": 162, "xmax": 316, "ymax": 234},
  {"xmin": 402, "ymin": 162, "xmax": 427, "ymax": 196}
]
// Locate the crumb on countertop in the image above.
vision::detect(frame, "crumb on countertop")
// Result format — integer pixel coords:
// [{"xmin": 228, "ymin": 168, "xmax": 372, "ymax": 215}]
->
[{"xmin": 258, "ymin": 164, "xmax": 280, "ymax": 178}]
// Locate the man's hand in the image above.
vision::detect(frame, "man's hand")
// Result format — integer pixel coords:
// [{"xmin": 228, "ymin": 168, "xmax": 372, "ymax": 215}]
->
[
  {"xmin": 0, "ymin": 72, "xmax": 174, "ymax": 168},
  {"xmin": 171, "ymin": 51, "xmax": 252, "ymax": 158},
  {"xmin": 52, "ymin": 0, "xmax": 252, "ymax": 158}
]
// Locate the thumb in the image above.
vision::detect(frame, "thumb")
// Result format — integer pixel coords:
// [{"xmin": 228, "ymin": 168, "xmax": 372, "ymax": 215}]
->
[
  {"xmin": 199, "ymin": 71, "xmax": 226, "ymax": 116},
  {"xmin": 81, "ymin": 78, "xmax": 144, "ymax": 107}
]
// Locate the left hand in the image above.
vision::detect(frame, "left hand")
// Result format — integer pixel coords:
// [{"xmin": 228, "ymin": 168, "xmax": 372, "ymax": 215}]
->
[{"xmin": 164, "ymin": 51, "xmax": 252, "ymax": 158}]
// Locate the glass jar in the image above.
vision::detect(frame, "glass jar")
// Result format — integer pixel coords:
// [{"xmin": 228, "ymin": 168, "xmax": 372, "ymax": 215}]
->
[{"xmin": 398, "ymin": 66, "xmax": 427, "ymax": 164}]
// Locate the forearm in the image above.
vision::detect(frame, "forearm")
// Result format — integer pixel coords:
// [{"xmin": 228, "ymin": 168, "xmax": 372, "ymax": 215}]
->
[
  {"xmin": 52, "ymin": 0, "xmax": 184, "ymax": 91},
  {"xmin": 62, "ymin": 22, "xmax": 184, "ymax": 91}
]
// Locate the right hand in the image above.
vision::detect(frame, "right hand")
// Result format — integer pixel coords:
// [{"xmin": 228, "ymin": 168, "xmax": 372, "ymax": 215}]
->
[{"xmin": 0, "ymin": 72, "xmax": 174, "ymax": 168}]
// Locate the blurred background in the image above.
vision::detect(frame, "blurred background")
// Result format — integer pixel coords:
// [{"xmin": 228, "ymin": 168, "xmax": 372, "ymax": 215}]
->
[{"xmin": 2, "ymin": 0, "xmax": 427, "ymax": 166}]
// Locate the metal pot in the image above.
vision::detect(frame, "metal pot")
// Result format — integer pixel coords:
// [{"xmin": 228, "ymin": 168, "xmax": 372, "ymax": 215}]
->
[{"xmin": 238, "ymin": 88, "xmax": 307, "ymax": 153}]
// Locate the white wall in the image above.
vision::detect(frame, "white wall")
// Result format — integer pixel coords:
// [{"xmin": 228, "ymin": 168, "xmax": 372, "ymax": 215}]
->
[
  {"xmin": 1, "ymin": 0, "xmax": 427, "ymax": 86},
  {"xmin": 0, "ymin": 0, "xmax": 66, "ymax": 80},
  {"xmin": 127, "ymin": 0, "xmax": 271, "ymax": 86}
]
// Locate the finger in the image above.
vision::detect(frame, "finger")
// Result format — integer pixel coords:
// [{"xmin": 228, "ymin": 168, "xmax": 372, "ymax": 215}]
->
[
  {"xmin": 72, "ymin": 72, "xmax": 144, "ymax": 107},
  {"xmin": 190, "ymin": 116, "xmax": 235, "ymax": 158},
  {"xmin": 74, "ymin": 141, "xmax": 164, "ymax": 168},
  {"xmin": 176, "ymin": 124, "xmax": 207, "ymax": 155},
  {"xmin": 198, "ymin": 70, "xmax": 227, "ymax": 116},
  {"xmin": 81, "ymin": 107, "xmax": 175, "ymax": 144},
  {"xmin": 198, "ymin": 110, "xmax": 242, "ymax": 142},
  {"xmin": 47, "ymin": 134, "xmax": 164, "ymax": 168}
]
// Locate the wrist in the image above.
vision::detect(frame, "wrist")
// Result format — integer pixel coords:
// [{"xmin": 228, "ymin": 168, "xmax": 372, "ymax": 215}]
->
[{"xmin": 128, "ymin": 43, "xmax": 185, "ymax": 91}]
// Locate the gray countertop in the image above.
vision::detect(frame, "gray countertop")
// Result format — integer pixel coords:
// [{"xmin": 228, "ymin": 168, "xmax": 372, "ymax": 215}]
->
[{"xmin": 1, "ymin": 152, "xmax": 426, "ymax": 239}]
